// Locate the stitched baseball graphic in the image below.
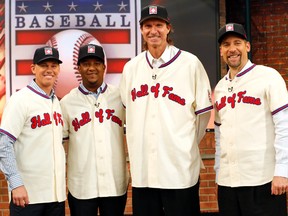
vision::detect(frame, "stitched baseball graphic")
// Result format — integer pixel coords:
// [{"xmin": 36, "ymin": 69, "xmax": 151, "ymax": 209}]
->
[{"xmin": 46, "ymin": 29, "xmax": 102, "ymax": 99}]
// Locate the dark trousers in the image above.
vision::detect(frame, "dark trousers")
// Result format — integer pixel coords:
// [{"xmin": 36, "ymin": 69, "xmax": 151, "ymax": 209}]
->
[
  {"xmin": 68, "ymin": 191, "xmax": 127, "ymax": 216},
  {"xmin": 218, "ymin": 182, "xmax": 287, "ymax": 216},
  {"xmin": 10, "ymin": 201, "xmax": 65, "ymax": 216},
  {"xmin": 132, "ymin": 180, "xmax": 200, "ymax": 216}
]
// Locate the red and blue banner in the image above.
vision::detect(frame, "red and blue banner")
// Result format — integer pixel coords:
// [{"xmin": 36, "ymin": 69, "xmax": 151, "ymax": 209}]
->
[{"xmin": 6, "ymin": 0, "xmax": 141, "ymax": 98}]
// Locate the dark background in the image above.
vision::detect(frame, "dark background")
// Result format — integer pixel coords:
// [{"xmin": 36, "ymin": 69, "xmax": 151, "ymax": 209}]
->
[{"xmin": 141, "ymin": 0, "xmax": 219, "ymax": 89}]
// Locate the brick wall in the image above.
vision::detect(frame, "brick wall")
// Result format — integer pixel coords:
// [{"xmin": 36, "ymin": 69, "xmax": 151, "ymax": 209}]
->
[
  {"xmin": 0, "ymin": 174, "xmax": 8, "ymax": 216},
  {"xmin": 198, "ymin": 132, "xmax": 218, "ymax": 213},
  {"xmin": 250, "ymin": 0, "xmax": 288, "ymax": 79}
]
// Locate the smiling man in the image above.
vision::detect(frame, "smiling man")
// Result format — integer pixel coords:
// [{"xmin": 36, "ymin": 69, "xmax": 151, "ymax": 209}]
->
[
  {"xmin": 0, "ymin": 46, "xmax": 66, "ymax": 216},
  {"xmin": 214, "ymin": 23, "xmax": 288, "ymax": 216},
  {"xmin": 60, "ymin": 44, "xmax": 128, "ymax": 216},
  {"xmin": 120, "ymin": 4, "xmax": 213, "ymax": 216}
]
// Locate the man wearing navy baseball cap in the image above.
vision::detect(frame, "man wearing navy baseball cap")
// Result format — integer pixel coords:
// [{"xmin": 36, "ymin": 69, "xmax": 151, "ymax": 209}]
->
[
  {"xmin": 139, "ymin": 5, "xmax": 170, "ymax": 24},
  {"xmin": 77, "ymin": 44, "xmax": 105, "ymax": 65},
  {"xmin": 61, "ymin": 43, "xmax": 128, "ymax": 216},
  {"xmin": 214, "ymin": 22, "xmax": 288, "ymax": 216},
  {"xmin": 0, "ymin": 45, "xmax": 66, "ymax": 216},
  {"xmin": 120, "ymin": 4, "xmax": 213, "ymax": 216},
  {"xmin": 139, "ymin": 5, "xmax": 173, "ymax": 51},
  {"xmin": 33, "ymin": 46, "xmax": 62, "ymax": 64},
  {"xmin": 218, "ymin": 23, "xmax": 247, "ymax": 43}
]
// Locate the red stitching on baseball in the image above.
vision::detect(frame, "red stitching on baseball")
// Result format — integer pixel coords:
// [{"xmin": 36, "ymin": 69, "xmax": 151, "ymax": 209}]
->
[
  {"xmin": 47, "ymin": 36, "xmax": 58, "ymax": 50},
  {"xmin": 47, "ymin": 36, "xmax": 59, "ymax": 88},
  {"xmin": 73, "ymin": 33, "xmax": 96, "ymax": 82}
]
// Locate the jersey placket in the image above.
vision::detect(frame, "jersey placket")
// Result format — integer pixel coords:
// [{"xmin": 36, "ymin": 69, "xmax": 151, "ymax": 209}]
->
[
  {"xmin": 92, "ymin": 95, "xmax": 109, "ymax": 194},
  {"xmin": 226, "ymin": 78, "xmax": 241, "ymax": 186},
  {"xmin": 147, "ymin": 68, "xmax": 161, "ymax": 186},
  {"xmin": 51, "ymin": 98, "xmax": 64, "ymax": 200}
]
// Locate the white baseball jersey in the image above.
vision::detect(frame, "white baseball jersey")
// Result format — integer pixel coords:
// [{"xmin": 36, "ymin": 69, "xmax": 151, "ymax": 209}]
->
[
  {"xmin": 60, "ymin": 84, "xmax": 128, "ymax": 199},
  {"xmin": 214, "ymin": 60, "xmax": 288, "ymax": 187},
  {"xmin": 120, "ymin": 45, "xmax": 213, "ymax": 188},
  {"xmin": 0, "ymin": 85, "xmax": 66, "ymax": 203}
]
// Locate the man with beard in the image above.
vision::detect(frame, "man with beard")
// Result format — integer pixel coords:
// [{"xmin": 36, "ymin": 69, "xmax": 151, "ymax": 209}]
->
[{"xmin": 214, "ymin": 23, "xmax": 288, "ymax": 216}]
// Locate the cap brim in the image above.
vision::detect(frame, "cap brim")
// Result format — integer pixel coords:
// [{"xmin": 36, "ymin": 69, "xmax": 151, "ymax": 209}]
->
[
  {"xmin": 140, "ymin": 16, "xmax": 169, "ymax": 24},
  {"xmin": 77, "ymin": 56, "xmax": 105, "ymax": 65},
  {"xmin": 36, "ymin": 57, "xmax": 62, "ymax": 64},
  {"xmin": 218, "ymin": 32, "xmax": 247, "ymax": 43}
]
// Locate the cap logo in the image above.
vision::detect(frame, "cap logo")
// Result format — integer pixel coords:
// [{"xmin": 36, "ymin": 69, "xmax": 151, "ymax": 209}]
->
[
  {"xmin": 44, "ymin": 47, "xmax": 53, "ymax": 55},
  {"xmin": 149, "ymin": 6, "xmax": 157, "ymax": 15},
  {"xmin": 225, "ymin": 24, "xmax": 234, "ymax": 32},
  {"xmin": 87, "ymin": 45, "xmax": 95, "ymax": 54}
]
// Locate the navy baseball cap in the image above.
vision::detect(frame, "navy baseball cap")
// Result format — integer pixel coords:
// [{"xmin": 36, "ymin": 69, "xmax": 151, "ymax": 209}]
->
[
  {"xmin": 218, "ymin": 23, "xmax": 247, "ymax": 43},
  {"xmin": 33, "ymin": 46, "xmax": 62, "ymax": 64},
  {"xmin": 77, "ymin": 44, "xmax": 105, "ymax": 65},
  {"xmin": 139, "ymin": 5, "xmax": 170, "ymax": 24}
]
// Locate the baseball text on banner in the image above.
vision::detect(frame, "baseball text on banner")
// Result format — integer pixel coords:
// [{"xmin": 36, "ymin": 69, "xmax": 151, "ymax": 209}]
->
[{"xmin": 6, "ymin": 0, "xmax": 141, "ymax": 98}]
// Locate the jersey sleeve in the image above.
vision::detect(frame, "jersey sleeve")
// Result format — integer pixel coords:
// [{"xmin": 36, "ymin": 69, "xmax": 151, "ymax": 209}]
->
[
  {"xmin": 0, "ymin": 93, "xmax": 27, "ymax": 138},
  {"xmin": 193, "ymin": 58, "xmax": 213, "ymax": 115},
  {"xmin": 266, "ymin": 68, "xmax": 288, "ymax": 114},
  {"xmin": 0, "ymin": 94, "xmax": 26, "ymax": 190}
]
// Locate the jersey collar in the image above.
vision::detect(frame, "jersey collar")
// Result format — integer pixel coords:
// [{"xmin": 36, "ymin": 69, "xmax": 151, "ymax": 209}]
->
[
  {"xmin": 226, "ymin": 60, "xmax": 256, "ymax": 80},
  {"xmin": 78, "ymin": 82, "xmax": 107, "ymax": 97},
  {"xmin": 146, "ymin": 45, "xmax": 181, "ymax": 69},
  {"xmin": 27, "ymin": 79, "xmax": 55, "ymax": 99}
]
